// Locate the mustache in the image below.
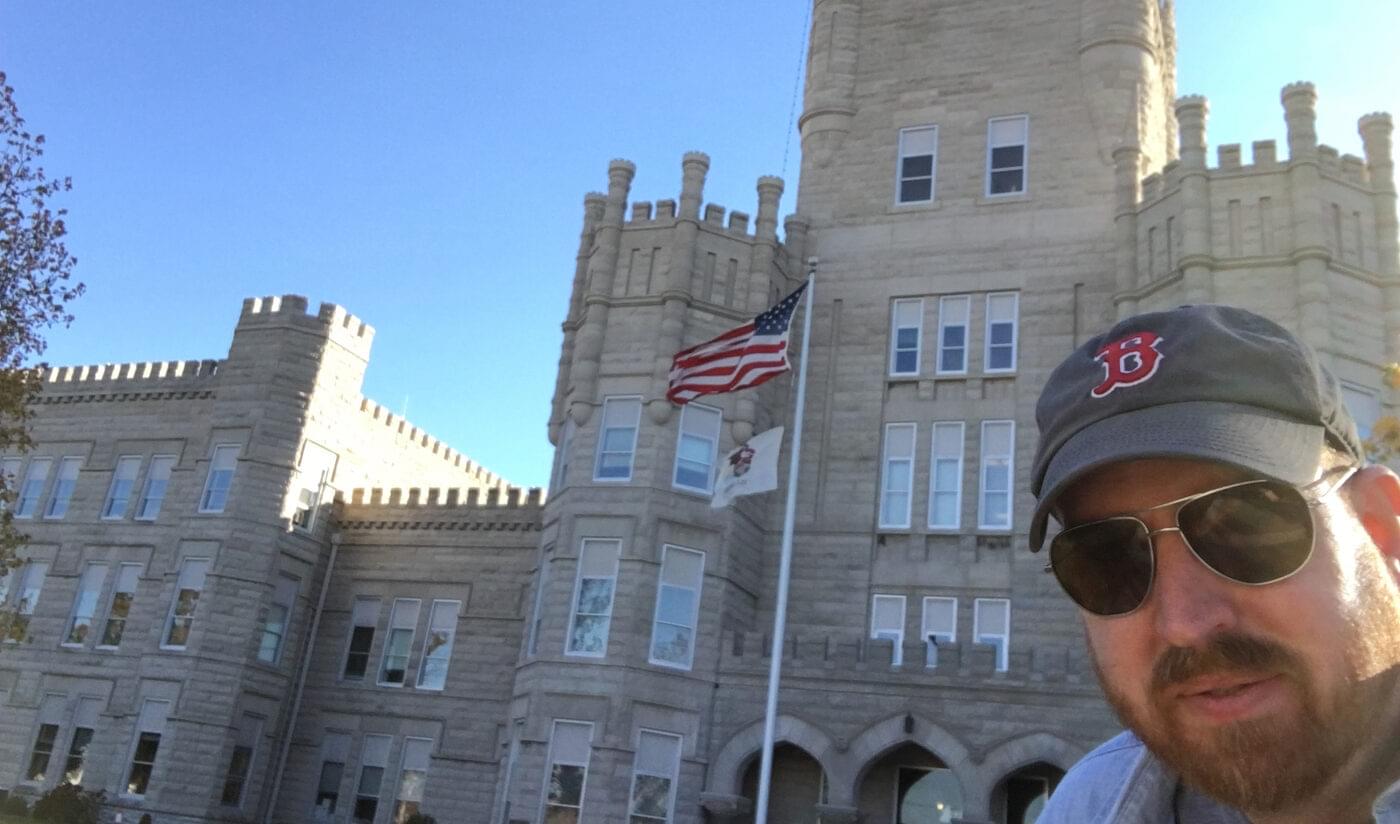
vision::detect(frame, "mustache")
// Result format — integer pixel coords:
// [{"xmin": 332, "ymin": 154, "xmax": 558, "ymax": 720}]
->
[{"xmin": 1151, "ymin": 632, "xmax": 1305, "ymax": 694}]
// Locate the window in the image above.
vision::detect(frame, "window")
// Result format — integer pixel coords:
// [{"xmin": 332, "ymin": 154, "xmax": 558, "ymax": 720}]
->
[
  {"xmin": 8, "ymin": 561, "xmax": 48, "ymax": 641},
  {"xmin": 314, "ymin": 733, "xmax": 351, "ymax": 816},
  {"xmin": 99, "ymin": 563, "xmax": 142, "ymax": 648},
  {"xmin": 985, "ymin": 293, "xmax": 1019, "ymax": 372},
  {"xmin": 1342, "ymin": 382, "xmax": 1382, "ymax": 441},
  {"xmin": 673, "ymin": 403, "xmax": 721, "ymax": 493},
  {"xmin": 44, "ymin": 457, "xmax": 82, "ymax": 519},
  {"xmin": 543, "ymin": 721, "xmax": 593, "ymax": 824},
  {"xmin": 879, "ymin": 423, "xmax": 916, "ymax": 529},
  {"xmin": 870, "ymin": 594, "xmax": 906, "ymax": 666},
  {"xmin": 392, "ymin": 737, "xmax": 433, "ymax": 823},
  {"xmin": 125, "ymin": 699, "xmax": 170, "ymax": 797},
  {"xmin": 922, "ymin": 597, "xmax": 957, "ymax": 668},
  {"xmin": 897, "ymin": 767, "xmax": 964, "ymax": 823},
  {"xmin": 649, "ymin": 546, "xmax": 705, "ymax": 670},
  {"xmin": 555, "ymin": 418, "xmax": 576, "ymax": 491},
  {"xmin": 199, "ymin": 444, "xmax": 240, "ymax": 513},
  {"xmin": 103, "ymin": 456, "xmax": 142, "ymax": 519},
  {"xmin": 987, "ymin": 115, "xmax": 1029, "ymax": 196},
  {"xmin": 417, "ymin": 600, "xmax": 461, "ymax": 691},
  {"xmin": 221, "ymin": 714, "xmax": 262, "ymax": 807},
  {"xmin": 379, "ymin": 599, "xmax": 421, "ymax": 686},
  {"xmin": 64, "ymin": 563, "xmax": 109, "ymax": 647},
  {"xmin": 15, "ymin": 457, "xmax": 52, "ymax": 518},
  {"xmin": 64, "ymin": 697, "xmax": 102, "ymax": 786},
  {"xmin": 889, "ymin": 299, "xmax": 923, "ymax": 376},
  {"xmin": 937, "ymin": 296, "xmax": 970, "ymax": 375},
  {"xmin": 567, "ymin": 539, "xmax": 619, "ymax": 657},
  {"xmin": 629, "ymin": 731, "xmax": 682, "ymax": 824},
  {"xmin": 163, "ymin": 558, "xmax": 210, "ymax": 649},
  {"xmin": 258, "ymin": 575, "xmax": 300, "ymax": 664},
  {"xmin": 979, "ymin": 421, "xmax": 1015, "ymax": 530},
  {"xmin": 974, "ymin": 598, "xmax": 1011, "ymax": 672},
  {"xmin": 896, "ymin": 125, "xmax": 938, "ymax": 204},
  {"xmin": 353, "ymin": 734, "xmax": 392, "ymax": 823},
  {"xmin": 27, "ymin": 694, "xmax": 66, "ymax": 782},
  {"xmin": 594, "ymin": 397, "xmax": 641, "ymax": 481},
  {"xmin": 343, "ymin": 597, "xmax": 380, "ymax": 679},
  {"xmin": 136, "ymin": 455, "xmax": 175, "ymax": 520},
  {"xmin": 293, "ymin": 442, "xmax": 337, "ymax": 531},
  {"xmin": 928, "ymin": 422, "xmax": 965, "ymax": 530}
]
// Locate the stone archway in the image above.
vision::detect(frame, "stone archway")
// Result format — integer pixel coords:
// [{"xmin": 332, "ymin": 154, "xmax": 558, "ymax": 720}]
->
[
  {"xmin": 702, "ymin": 714, "xmax": 839, "ymax": 822},
  {"xmin": 961, "ymin": 733, "xmax": 1084, "ymax": 822}
]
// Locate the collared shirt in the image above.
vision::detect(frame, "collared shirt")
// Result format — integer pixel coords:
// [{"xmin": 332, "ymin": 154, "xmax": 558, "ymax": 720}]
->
[{"xmin": 1038, "ymin": 731, "xmax": 1400, "ymax": 823}]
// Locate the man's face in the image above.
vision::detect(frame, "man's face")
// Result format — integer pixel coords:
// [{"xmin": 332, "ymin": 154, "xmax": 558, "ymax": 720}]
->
[{"xmin": 1058, "ymin": 457, "xmax": 1400, "ymax": 812}]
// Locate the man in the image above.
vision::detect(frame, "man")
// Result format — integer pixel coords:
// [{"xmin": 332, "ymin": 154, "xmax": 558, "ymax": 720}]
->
[{"xmin": 1029, "ymin": 304, "xmax": 1400, "ymax": 823}]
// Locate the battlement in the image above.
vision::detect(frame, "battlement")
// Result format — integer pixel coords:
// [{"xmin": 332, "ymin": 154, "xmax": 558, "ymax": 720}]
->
[
  {"xmin": 335, "ymin": 485, "xmax": 544, "ymax": 533},
  {"xmin": 40, "ymin": 358, "xmax": 222, "ymax": 397},
  {"xmin": 355, "ymin": 397, "xmax": 514, "ymax": 489},
  {"xmin": 616, "ymin": 155, "xmax": 786, "ymax": 243},
  {"xmin": 237, "ymin": 294, "xmax": 377, "ymax": 357},
  {"xmin": 339, "ymin": 485, "xmax": 543, "ymax": 508}
]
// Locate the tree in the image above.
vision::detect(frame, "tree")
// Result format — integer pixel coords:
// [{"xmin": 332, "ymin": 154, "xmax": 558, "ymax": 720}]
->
[
  {"xmin": 1365, "ymin": 364, "xmax": 1400, "ymax": 463},
  {"xmin": 0, "ymin": 71, "xmax": 83, "ymax": 639}
]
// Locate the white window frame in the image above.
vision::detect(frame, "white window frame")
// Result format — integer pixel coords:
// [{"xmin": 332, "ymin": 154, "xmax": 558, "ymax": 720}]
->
[
  {"xmin": 342, "ymin": 597, "xmax": 381, "ymax": 680},
  {"xmin": 63, "ymin": 562, "xmax": 109, "ymax": 648},
  {"xmin": 43, "ymin": 456, "xmax": 82, "ymax": 520},
  {"xmin": 922, "ymin": 596, "xmax": 958, "ymax": 668},
  {"xmin": 220, "ymin": 713, "xmax": 263, "ymax": 808},
  {"xmin": 878, "ymin": 423, "xmax": 917, "ymax": 529},
  {"xmin": 889, "ymin": 298, "xmax": 923, "ymax": 376},
  {"xmin": 593, "ymin": 396, "xmax": 642, "ymax": 482},
  {"xmin": 984, "ymin": 292, "xmax": 1019, "ymax": 374},
  {"xmin": 927, "ymin": 422, "xmax": 965, "ymax": 530},
  {"xmin": 986, "ymin": 115, "xmax": 1029, "ymax": 197},
  {"xmin": 416, "ymin": 599, "xmax": 461, "ymax": 691},
  {"xmin": 136, "ymin": 454, "xmax": 176, "ymax": 521},
  {"xmin": 292, "ymin": 441, "xmax": 336, "ymax": 532},
  {"xmin": 648, "ymin": 545, "xmax": 706, "ymax": 671},
  {"xmin": 936, "ymin": 296, "xmax": 971, "ymax": 376},
  {"xmin": 199, "ymin": 443, "xmax": 241, "ymax": 513},
  {"xmin": 96, "ymin": 562, "xmax": 143, "ymax": 650},
  {"xmin": 103, "ymin": 456, "xmax": 143, "ymax": 519},
  {"xmin": 628, "ymin": 729, "xmax": 683, "ymax": 824},
  {"xmin": 978, "ymin": 421, "xmax": 1015, "ymax": 531},
  {"xmin": 673, "ymin": 403, "xmax": 722, "ymax": 494},
  {"xmin": 541, "ymin": 720, "xmax": 594, "ymax": 824},
  {"xmin": 162, "ymin": 557, "xmax": 211, "ymax": 650},
  {"xmin": 895, "ymin": 125, "xmax": 938, "ymax": 205},
  {"xmin": 566, "ymin": 539, "xmax": 620, "ymax": 658},
  {"xmin": 123, "ymin": 698, "xmax": 171, "ymax": 798},
  {"xmin": 8, "ymin": 560, "xmax": 49, "ymax": 642},
  {"xmin": 870, "ymin": 593, "xmax": 907, "ymax": 666},
  {"xmin": 15, "ymin": 457, "xmax": 52, "ymax": 519},
  {"xmin": 393, "ymin": 736, "xmax": 434, "ymax": 822},
  {"xmin": 353, "ymin": 733, "xmax": 392, "ymax": 823},
  {"xmin": 63, "ymin": 696, "xmax": 102, "ymax": 787},
  {"xmin": 974, "ymin": 597, "xmax": 1011, "ymax": 672},
  {"xmin": 26, "ymin": 693, "xmax": 66, "ymax": 785},
  {"xmin": 378, "ymin": 598, "xmax": 422, "ymax": 687},
  {"xmin": 314, "ymin": 732, "xmax": 351, "ymax": 816},
  {"xmin": 257, "ymin": 574, "xmax": 299, "ymax": 665}
]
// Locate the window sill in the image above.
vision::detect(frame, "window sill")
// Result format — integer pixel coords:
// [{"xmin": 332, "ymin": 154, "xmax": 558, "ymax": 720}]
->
[
  {"xmin": 648, "ymin": 658, "xmax": 695, "ymax": 672},
  {"xmin": 977, "ymin": 193, "xmax": 1030, "ymax": 206},
  {"xmin": 671, "ymin": 484, "xmax": 713, "ymax": 498},
  {"xmin": 890, "ymin": 199, "xmax": 942, "ymax": 213},
  {"xmin": 591, "ymin": 477, "xmax": 633, "ymax": 484}
]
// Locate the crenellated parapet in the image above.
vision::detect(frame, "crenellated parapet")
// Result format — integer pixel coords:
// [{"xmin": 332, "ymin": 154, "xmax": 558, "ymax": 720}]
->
[
  {"xmin": 335, "ymin": 486, "xmax": 542, "ymax": 534},
  {"xmin": 354, "ymin": 397, "xmax": 512, "ymax": 490},
  {"xmin": 237, "ymin": 293, "xmax": 376, "ymax": 362},
  {"xmin": 39, "ymin": 358, "xmax": 221, "ymax": 402}
]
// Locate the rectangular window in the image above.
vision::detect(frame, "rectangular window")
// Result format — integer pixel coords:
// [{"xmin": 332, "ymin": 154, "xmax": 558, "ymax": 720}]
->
[
  {"xmin": 27, "ymin": 694, "xmax": 66, "ymax": 782},
  {"xmin": 392, "ymin": 737, "xmax": 433, "ymax": 823},
  {"xmin": 554, "ymin": 418, "xmax": 576, "ymax": 491},
  {"xmin": 879, "ymin": 423, "xmax": 916, "ymax": 529},
  {"xmin": 258, "ymin": 575, "xmax": 300, "ymax": 664},
  {"xmin": 15, "ymin": 457, "xmax": 52, "ymax": 518},
  {"xmin": 594, "ymin": 397, "xmax": 642, "ymax": 481},
  {"xmin": 354, "ymin": 734, "xmax": 392, "ymax": 823},
  {"xmin": 649, "ymin": 546, "xmax": 705, "ymax": 670},
  {"xmin": 928, "ymin": 422, "xmax": 965, "ymax": 530},
  {"xmin": 416, "ymin": 599, "xmax": 461, "ymax": 691},
  {"xmin": 220, "ymin": 713, "xmax": 262, "ymax": 807},
  {"xmin": 103, "ymin": 456, "xmax": 143, "ymax": 519},
  {"xmin": 936, "ymin": 296, "xmax": 970, "ymax": 375},
  {"xmin": 979, "ymin": 421, "xmax": 1015, "ymax": 530},
  {"xmin": 125, "ymin": 699, "xmax": 170, "ymax": 797},
  {"xmin": 64, "ymin": 697, "xmax": 102, "ymax": 786},
  {"xmin": 896, "ymin": 125, "xmax": 938, "ymax": 204},
  {"xmin": 922, "ymin": 596, "xmax": 958, "ymax": 668},
  {"xmin": 293, "ymin": 442, "xmax": 337, "ymax": 531},
  {"xmin": 673, "ymin": 403, "xmax": 721, "ymax": 493},
  {"xmin": 379, "ymin": 599, "xmax": 421, "ymax": 686},
  {"xmin": 314, "ymin": 733, "xmax": 351, "ymax": 816},
  {"xmin": 987, "ymin": 115, "xmax": 1029, "ymax": 196},
  {"xmin": 8, "ymin": 561, "xmax": 48, "ymax": 641},
  {"xmin": 99, "ymin": 563, "xmax": 142, "ymax": 648},
  {"xmin": 974, "ymin": 597, "xmax": 1011, "ymax": 672},
  {"xmin": 163, "ymin": 558, "xmax": 210, "ymax": 649},
  {"xmin": 567, "ymin": 539, "xmax": 619, "ymax": 657},
  {"xmin": 889, "ymin": 298, "xmax": 923, "ymax": 376},
  {"xmin": 199, "ymin": 444, "xmax": 240, "ymax": 513},
  {"xmin": 543, "ymin": 720, "xmax": 593, "ymax": 824},
  {"xmin": 42, "ymin": 456, "xmax": 82, "ymax": 519},
  {"xmin": 870, "ymin": 594, "xmax": 906, "ymax": 666},
  {"xmin": 64, "ymin": 562, "xmax": 109, "ymax": 647},
  {"xmin": 343, "ymin": 597, "xmax": 380, "ymax": 679},
  {"xmin": 985, "ymin": 292, "xmax": 1019, "ymax": 373},
  {"xmin": 135, "ymin": 455, "xmax": 175, "ymax": 521},
  {"xmin": 629, "ymin": 730, "xmax": 682, "ymax": 824},
  {"xmin": 1342, "ymin": 382, "xmax": 1382, "ymax": 442}
]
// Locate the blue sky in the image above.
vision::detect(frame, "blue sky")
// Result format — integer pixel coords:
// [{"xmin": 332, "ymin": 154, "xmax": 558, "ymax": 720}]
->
[{"xmin": 3, "ymin": 1, "xmax": 1397, "ymax": 489}]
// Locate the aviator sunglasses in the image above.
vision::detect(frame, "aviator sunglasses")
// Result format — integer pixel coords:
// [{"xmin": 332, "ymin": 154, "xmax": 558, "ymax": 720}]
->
[{"xmin": 1046, "ymin": 466, "xmax": 1357, "ymax": 617}]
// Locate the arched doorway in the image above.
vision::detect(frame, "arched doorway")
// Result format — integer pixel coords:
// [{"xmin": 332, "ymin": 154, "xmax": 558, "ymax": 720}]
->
[
  {"xmin": 990, "ymin": 762, "xmax": 1065, "ymax": 824},
  {"xmin": 856, "ymin": 742, "xmax": 964, "ymax": 823},
  {"xmin": 739, "ymin": 743, "xmax": 826, "ymax": 823}
]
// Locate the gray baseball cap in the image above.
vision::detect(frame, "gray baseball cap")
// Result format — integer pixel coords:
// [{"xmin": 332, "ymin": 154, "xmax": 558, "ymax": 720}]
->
[{"xmin": 1029, "ymin": 304, "xmax": 1365, "ymax": 550}]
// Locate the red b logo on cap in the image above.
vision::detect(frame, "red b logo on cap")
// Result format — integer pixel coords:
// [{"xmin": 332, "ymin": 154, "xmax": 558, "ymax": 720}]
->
[{"xmin": 1092, "ymin": 332, "xmax": 1164, "ymax": 398}]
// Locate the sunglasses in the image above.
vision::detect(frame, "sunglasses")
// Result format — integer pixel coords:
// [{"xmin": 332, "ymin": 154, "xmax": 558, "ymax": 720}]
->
[{"xmin": 1046, "ymin": 466, "xmax": 1357, "ymax": 617}]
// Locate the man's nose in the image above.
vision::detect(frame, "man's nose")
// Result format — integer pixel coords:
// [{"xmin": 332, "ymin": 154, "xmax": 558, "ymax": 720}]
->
[{"xmin": 1148, "ymin": 527, "xmax": 1239, "ymax": 646}]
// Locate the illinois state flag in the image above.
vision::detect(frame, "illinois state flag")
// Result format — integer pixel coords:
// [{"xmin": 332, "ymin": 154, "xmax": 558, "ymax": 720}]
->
[
  {"xmin": 667, "ymin": 284, "xmax": 807, "ymax": 404},
  {"xmin": 711, "ymin": 427, "xmax": 784, "ymax": 509}
]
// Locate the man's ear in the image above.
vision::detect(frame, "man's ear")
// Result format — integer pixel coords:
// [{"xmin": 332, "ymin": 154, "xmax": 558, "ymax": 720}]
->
[{"xmin": 1347, "ymin": 465, "xmax": 1400, "ymax": 574}]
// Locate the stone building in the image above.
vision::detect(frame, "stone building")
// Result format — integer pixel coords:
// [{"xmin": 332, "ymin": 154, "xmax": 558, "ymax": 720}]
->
[{"xmin": 0, "ymin": 0, "xmax": 1396, "ymax": 823}]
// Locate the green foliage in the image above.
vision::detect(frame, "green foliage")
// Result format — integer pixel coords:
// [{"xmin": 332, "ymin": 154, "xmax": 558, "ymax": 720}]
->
[{"xmin": 31, "ymin": 784, "xmax": 102, "ymax": 824}]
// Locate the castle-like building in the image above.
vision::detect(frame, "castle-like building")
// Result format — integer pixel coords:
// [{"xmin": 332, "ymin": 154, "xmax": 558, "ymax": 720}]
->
[{"xmin": 1, "ymin": 1, "xmax": 1396, "ymax": 823}]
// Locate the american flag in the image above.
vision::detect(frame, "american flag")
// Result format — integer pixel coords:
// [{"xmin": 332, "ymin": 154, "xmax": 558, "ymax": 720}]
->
[{"xmin": 666, "ymin": 283, "xmax": 808, "ymax": 405}]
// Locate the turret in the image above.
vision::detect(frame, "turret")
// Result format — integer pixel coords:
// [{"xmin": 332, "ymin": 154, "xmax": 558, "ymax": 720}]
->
[
  {"xmin": 1078, "ymin": 0, "xmax": 1177, "ymax": 170},
  {"xmin": 647, "ymin": 153, "xmax": 711, "ymax": 425}
]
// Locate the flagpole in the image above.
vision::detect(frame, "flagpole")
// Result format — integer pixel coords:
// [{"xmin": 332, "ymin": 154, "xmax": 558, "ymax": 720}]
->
[{"xmin": 754, "ymin": 259, "xmax": 816, "ymax": 824}]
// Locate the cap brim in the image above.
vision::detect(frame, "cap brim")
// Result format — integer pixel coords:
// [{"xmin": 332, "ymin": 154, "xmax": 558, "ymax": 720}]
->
[{"xmin": 1029, "ymin": 401, "xmax": 1325, "ymax": 550}]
